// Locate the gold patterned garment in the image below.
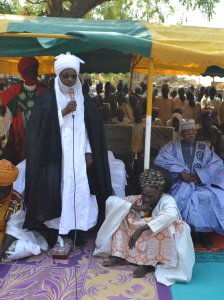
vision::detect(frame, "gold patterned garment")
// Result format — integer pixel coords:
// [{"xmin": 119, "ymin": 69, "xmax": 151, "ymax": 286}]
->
[
  {"xmin": 0, "ymin": 190, "xmax": 24, "ymax": 247},
  {"xmin": 112, "ymin": 196, "xmax": 181, "ymax": 267}
]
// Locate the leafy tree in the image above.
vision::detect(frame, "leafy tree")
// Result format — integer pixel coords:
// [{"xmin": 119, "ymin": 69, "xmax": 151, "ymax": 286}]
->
[
  {"xmin": 0, "ymin": 0, "xmax": 220, "ymax": 21},
  {"xmin": 0, "ymin": 0, "xmax": 22, "ymax": 14}
]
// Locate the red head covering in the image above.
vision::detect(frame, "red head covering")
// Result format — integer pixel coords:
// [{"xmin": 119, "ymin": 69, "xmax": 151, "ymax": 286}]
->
[{"xmin": 17, "ymin": 57, "xmax": 39, "ymax": 85}]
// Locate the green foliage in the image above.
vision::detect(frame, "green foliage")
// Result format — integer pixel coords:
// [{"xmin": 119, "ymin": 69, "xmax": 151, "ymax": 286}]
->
[
  {"xmin": 0, "ymin": 0, "xmax": 220, "ymax": 21},
  {"xmin": 85, "ymin": 0, "xmax": 219, "ymax": 22},
  {"xmin": 84, "ymin": 72, "xmax": 131, "ymax": 87},
  {"xmin": 0, "ymin": 0, "xmax": 22, "ymax": 14}
]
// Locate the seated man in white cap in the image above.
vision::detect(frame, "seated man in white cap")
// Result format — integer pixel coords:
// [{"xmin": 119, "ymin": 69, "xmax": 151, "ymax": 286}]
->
[
  {"xmin": 154, "ymin": 119, "xmax": 224, "ymax": 248},
  {"xmin": 23, "ymin": 52, "xmax": 113, "ymax": 257}
]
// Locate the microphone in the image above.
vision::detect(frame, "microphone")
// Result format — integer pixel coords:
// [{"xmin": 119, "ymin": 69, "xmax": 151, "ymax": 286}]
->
[{"xmin": 69, "ymin": 88, "xmax": 76, "ymax": 117}]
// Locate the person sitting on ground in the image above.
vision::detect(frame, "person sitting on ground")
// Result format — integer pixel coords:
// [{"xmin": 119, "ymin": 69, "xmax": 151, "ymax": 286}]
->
[
  {"xmin": 94, "ymin": 168, "xmax": 194, "ymax": 286},
  {"xmin": 167, "ymin": 112, "xmax": 184, "ymax": 142},
  {"xmin": 0, "ymin": 159, "xmax": 48, "ymax": 262},
  {"xmin": 154, "ymin": 119, "xmax": 224, "ymax": 248},
  {"xmin": 196, "ymin": 110, "xmax": 221, "ymax": 151},
  {"xmin": 183, "ymin": 90, "xmax": 201, "ymax": 124},
  {"xmin": 101, "ymin": 104, "xmax": 113, "ymax": 124},
  {"xmin": 0, "ymin": 57, "xmax": 46, "ymax": 164},
  {"xmin": 112, "ymin": 108, "xmax": 131, "ymax": 125},
  {"xmin": 152, "ymin": 107, "xmax": 163, "ymax": 126},
  {"xmin": 166, "ymin": 107, "xmax": 183, "ymax": 127}
]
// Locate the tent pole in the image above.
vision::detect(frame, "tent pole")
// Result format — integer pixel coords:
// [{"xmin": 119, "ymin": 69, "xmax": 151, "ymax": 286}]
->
[
  {"xmin": 144, "ymin": 57, "xmax": 154, "ymax": 169},
  {"xmin": 130, "ymin": 67, "xmax": 134, "ymax": 92}
]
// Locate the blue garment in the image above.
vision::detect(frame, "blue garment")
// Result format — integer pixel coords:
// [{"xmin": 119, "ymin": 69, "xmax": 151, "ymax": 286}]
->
[{"xmin": 154, "ymin": 141, "xmax": 224, "ymax": 233}]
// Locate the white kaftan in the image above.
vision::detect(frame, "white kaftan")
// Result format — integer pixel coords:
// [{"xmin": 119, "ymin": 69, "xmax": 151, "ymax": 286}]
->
[
  {"xmin": 44, "ymin": 77, "xmax": 98, "ymax": 234},
  {"xmin": 94, "ymin": 194, "xmax": 195, "ymax": 286}
]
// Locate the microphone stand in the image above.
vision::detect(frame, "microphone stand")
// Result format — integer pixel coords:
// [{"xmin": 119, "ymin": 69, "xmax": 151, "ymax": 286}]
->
[{"xmin": 72, "ymin": 111, "xmax": 78, "ymax": 300}]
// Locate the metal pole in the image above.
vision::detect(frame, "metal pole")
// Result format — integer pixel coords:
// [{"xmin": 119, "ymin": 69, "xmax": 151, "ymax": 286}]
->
[{"xmin": 144, "ymin": 58, "xmax": 154, "ymax": 169}]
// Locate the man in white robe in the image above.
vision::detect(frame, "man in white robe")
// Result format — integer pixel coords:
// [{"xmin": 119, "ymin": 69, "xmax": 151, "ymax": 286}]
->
[
  {"xmin": 94, "ymin": 169, "xmax": 194, "ymax": 286},
  {"xmin": 24, "ymin": 53, "xmax": 113, "ymax": 254}
]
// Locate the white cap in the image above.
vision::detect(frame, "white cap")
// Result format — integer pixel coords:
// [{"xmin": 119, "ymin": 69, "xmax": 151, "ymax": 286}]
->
[{"xmin": 180, "ymin": 119, "xmax": 196, "ymax": 131}]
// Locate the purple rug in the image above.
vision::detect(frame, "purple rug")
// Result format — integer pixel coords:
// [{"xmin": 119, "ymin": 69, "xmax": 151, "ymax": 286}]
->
[
  {"xmin": 0, "ymin": 240, "xmax": 172, "ymax": 300},
  {"xmin": 80, "ymin": 253, "xmax": 172, "ymax": 300},
  {"xmin": 0, "ymin": 240, "xmax": 93, "ymax": 300}
]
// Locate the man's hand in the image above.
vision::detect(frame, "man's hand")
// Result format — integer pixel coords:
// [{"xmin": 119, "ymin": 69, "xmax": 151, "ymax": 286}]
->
[
  {"xmin": 62, "ymin": 101, "xmax": 77, "ymax": 117},
  {"xmin": 131, "ymin": 203, "xmax": 150, "ymax": 212},
  {"xmin": 85, "ymin": 153, "xmax": 93, "ymax": 168},
  {"xmin": 180, "ymin": 172, "xmax": 200, "ymax": 184},
  {"xmin": 180, "ymin": 172, "xmax": 194, "ymax": 183},
  {"xmin": 128, "ymin": 225, "xmax": 150, "ymax": 249}
]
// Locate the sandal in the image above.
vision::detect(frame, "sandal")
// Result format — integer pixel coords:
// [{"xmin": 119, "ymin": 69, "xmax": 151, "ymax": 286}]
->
[{"xmin": 52, "ymin": 236, "xmax": 73, "ymax": 260}]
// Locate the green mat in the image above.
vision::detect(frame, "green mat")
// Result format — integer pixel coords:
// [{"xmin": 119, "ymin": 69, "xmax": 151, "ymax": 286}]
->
[{"xmin": 171, "ymin": 256, "xmax": 224, "ymax": 300}]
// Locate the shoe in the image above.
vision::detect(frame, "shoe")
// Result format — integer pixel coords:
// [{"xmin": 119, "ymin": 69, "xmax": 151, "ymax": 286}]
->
[{"xmin": 199, "ymin": 233, "xmax": 212, "ymax": 249}]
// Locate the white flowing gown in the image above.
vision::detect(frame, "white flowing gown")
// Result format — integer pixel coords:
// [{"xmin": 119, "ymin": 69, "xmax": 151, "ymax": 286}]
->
[{"xmin": 44, "ymin": 77, "xmax": 98, "ymax": 234}]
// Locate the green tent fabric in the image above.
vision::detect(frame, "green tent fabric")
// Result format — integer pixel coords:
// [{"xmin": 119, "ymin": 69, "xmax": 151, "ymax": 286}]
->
[
  {"xmin": 1, "ymin": 15, "xmax": 224, "ymax": 77},
  {"xmin": 202, "ymin": 66, "xmax": 224, "ymax": 78}
]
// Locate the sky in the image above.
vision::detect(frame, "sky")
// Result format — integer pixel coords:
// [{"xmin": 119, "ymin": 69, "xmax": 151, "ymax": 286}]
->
[{"xmin": 163, "ymin": 0, "xmax": 224, "ymax": 86}]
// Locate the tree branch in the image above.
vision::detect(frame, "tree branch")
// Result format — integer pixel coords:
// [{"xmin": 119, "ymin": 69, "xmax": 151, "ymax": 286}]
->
[
  {"xmin": 69, "ymin": 0, "xmax": 112, "ymax": 18},
  {"xmin": 26, "ymin": 0, "xmax": 45, "ymax": 4}
]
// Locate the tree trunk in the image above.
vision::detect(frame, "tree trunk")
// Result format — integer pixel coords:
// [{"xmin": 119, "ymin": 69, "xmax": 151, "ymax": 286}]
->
[{"xmin": 48, "ymin": 0, "xmax": 111, "ymax": 18}]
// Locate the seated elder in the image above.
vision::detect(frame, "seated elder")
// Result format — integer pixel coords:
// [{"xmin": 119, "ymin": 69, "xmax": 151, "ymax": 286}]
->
[
  {"xmin": 93, "ymin": 168, "xmax": 194, "ymax": 286},
  {"xmin": 0, "ymin": 159, "xmax": 47, "ymax": 262},
  {"xmin": 154, "ymin": 120, "xmax": 224, "ymax": 248}
]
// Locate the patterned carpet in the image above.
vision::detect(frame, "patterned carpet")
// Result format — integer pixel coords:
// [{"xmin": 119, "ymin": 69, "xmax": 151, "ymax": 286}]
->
[
  {"xmin": 0, "ymin": 240, "xmax": 171, "ymax": 300},
  {"xmin": 195, "ymin": 233, "xmax": 224, "ymax": 253}
]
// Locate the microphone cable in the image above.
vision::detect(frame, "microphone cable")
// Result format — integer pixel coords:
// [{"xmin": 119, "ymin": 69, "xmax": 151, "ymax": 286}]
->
[{"xmin": 72, "ymin": 112, "xmax": 78, "ymax": 300}]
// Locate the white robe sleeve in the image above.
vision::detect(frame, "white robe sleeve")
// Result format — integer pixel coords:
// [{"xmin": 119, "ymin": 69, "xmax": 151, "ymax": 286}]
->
[
  {"xmin": 148, "ymin": 195, "xmax": 179, "ymax": 235},
  {"xmin": 58, "ymin": 110, "xmax": 64, "ymax": 127}
]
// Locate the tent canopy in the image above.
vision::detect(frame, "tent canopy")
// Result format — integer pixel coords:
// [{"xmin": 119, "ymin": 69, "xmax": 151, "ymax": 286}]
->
[{"xmin": 0, "ymin": 14, "xmax": 224, "ymax": 76}]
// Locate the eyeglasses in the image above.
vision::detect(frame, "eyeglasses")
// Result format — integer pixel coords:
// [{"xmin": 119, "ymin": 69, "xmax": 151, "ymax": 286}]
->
[{"xmin": 60, "ymin": 73, "xmax": 77, "ymax": 79}]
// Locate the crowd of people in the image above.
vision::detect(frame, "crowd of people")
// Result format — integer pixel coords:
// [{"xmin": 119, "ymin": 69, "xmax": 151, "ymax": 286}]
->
[{"xmin": 1, "ymin": 54, "xmax": 224, "ymax": 287}]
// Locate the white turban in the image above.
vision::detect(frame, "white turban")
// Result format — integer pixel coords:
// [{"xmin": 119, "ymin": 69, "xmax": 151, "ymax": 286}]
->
[
  {"xmin": 180, "ymin": 119, "xmax": 196, "ymax": 132},
  {"xmin": 54, "ymin": 52, "xmax": 85, "ymax": 76}
]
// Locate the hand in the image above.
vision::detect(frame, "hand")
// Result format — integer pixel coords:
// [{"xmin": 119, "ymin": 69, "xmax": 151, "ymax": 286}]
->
[
  {"xmin": 128, "ymin": 225, "xmax": 149, "ymax": 249},
  {"xmin": 191, "ymin": 174, "xmax": 201, "ymax": 185},
  {"xmin": 131, "ymin": 203, "xmax": 151, "ymax": 212},
  {"xmin": 85, "ymin": 153, "xmax": 93, "ymax": 168},
  {"xmin": 180, "ymin": 172, "xmax": 195, "ymax": 183},
  {"xmin": 62, "ymin": 101, "xmax": 77, "ymax": 117}
]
